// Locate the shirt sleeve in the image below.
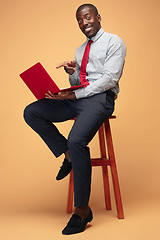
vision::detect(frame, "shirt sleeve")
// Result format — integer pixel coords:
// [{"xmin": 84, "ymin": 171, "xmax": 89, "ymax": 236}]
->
[
  {"xmin": 69, "ymin": 53, "xmax": 81, "ymax": 86},
  {"xmin": 69, "ymin": 71, "xmax": 79, "ymax": 86},
  {"xmin": 74, "ymin": 37, "xmax": 126, "ymax": 99}
]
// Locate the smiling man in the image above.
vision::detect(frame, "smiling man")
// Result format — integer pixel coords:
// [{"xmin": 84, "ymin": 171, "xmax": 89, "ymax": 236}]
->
[
  {"xmin": 76, "ymin": 4, "xmax": 101, "ymax": 38},
  {"xmin": 24, "ymin": 3, "xmax": 126, "ymax": 235}
]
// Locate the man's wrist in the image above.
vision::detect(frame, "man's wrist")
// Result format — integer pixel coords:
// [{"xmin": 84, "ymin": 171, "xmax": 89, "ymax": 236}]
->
[
  {"xmin": 64, "ymin": 67, "xmax": 75, "ymax": 75},
  {"xmin": 70, "ymin": 91, "xmax": 76, "ymax": 99},
  {"xmin": 69, "ymin": 69, "xmax": 76, "ymax": 75}
]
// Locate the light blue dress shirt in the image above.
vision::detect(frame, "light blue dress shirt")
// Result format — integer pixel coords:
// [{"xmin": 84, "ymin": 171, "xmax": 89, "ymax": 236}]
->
[{"xmin": 69, "ymin": 28, "xmax": 126, "ymax": 99}]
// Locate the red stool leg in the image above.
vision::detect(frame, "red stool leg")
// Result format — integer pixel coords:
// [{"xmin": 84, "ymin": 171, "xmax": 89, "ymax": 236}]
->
[
  {"xmin": 104, "ymin": 119, "xmax": 124, "ymax": 219},
  {"xmin": 67, "ymin": 170, "xmax": 74, "ymax": 213},
  {"xmin": 98, "ymin": 125, "xmax": 111, "ymax": 210}
]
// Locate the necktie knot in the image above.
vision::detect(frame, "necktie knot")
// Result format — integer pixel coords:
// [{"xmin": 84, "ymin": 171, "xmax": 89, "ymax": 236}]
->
[{"xmin": 88, "ymin": 40, "xmax": 93, "ymax": 45}]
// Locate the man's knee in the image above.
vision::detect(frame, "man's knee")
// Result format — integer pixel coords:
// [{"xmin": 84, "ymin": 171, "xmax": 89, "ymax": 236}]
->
[
  {"xmin": 68, "ymin": 134, "xmax": 86, "ymax": 151},
  {"xmin": 23, "ymin": 103, "xmax": 36, "ymax": 125}
]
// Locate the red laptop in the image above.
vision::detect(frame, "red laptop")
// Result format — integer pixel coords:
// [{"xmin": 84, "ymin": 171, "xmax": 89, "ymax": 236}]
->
[{"xmin": 20, "ymin": 62, "xmax": 84, "ymax": 100}]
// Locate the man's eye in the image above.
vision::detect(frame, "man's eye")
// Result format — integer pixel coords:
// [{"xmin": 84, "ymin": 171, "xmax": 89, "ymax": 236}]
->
[
  {"xmin": 78, "ymin": 20, "xmax": 82, "ymax": 24},
  {"xmin": 86, "ymin": 16, "xmax": 91, "ymax": 20}
]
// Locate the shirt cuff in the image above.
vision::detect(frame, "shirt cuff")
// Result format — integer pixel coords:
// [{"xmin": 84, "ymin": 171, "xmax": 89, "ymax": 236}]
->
[
  {"xmin": 69, "ymin": 72, "xmax": 77, "ymax": 86},
  {"xmin": 74, "ymin": 88, "xmax": 86, "ymax": 99}
]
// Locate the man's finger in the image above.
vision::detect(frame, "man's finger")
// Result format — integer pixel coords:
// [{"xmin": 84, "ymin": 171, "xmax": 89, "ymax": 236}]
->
[
  {"xmin": 45, "ymin": 94, "xmax": 51, "ymax": 99},
  {"xmin": 56, "ymin": 64, "xmax": 65, "ymax": 69},
  {"xmin": 64, "ymin": 65, "xmax": 75, "ymax": 70},
  {"xmin": 56, "ymin": 61, "xmax": 68, "ymax": 69},
  {"xmin": 48, "ymin": 91, "xmax": 54, "ymax": 96},
  {"xmin": 68, "ymin": 60, "xmax": 76, "ymax": 67},
  {"xmin": 56, "ymin": 60, "xmax": 76, "ymax": 69}
]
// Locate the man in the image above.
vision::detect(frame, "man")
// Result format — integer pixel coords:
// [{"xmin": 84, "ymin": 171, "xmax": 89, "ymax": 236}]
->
[{"xmin": 24, "ymin": 3, "xmax": 126, "ymax": 235}]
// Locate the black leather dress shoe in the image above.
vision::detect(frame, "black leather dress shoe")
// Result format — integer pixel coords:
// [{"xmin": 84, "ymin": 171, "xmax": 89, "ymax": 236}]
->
[
  {"xmin": 56, "ymin": 158, "xmax": 72, "ymax": 181},
  {"xmin": 62, "ymin": 207, "xmax": 93, "ymax": 235}
]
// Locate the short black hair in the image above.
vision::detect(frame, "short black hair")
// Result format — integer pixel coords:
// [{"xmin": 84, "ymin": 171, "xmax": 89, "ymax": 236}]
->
[{"xmin": 76, "ymin": 4, "xmax": 99, "ymax": 16}]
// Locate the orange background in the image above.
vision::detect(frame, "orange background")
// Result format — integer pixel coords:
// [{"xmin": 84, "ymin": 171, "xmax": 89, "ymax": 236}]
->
[{"xmin": 0, "ymin": 0, "xmax": 160, "ymax": 239}]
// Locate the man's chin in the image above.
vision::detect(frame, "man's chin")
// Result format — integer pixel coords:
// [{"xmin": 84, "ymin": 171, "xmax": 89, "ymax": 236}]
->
[
  {"xmin": 84, "ymin": 31, "xmax": 95, "ymax": 39},
  {"xmin": 84, "ymin": 29, "xmax": 99, "ymax": 39}
]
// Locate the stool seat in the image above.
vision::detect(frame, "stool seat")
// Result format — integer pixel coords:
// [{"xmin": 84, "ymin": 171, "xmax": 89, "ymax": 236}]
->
[{"xmin": 67, "ymin": 115, "xmax": 124, "ymax": 219}]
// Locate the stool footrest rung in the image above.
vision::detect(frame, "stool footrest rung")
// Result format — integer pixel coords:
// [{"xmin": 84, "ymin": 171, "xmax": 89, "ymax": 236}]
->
[{"xmin": 91, "ymin": 158, "xmax": 111, "ymax": 166}]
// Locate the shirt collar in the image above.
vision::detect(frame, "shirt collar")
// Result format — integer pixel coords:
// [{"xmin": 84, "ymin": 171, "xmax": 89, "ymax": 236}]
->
[{"xmin": 87, "ymin": 28, "xmax": 104, "ymax": 42}]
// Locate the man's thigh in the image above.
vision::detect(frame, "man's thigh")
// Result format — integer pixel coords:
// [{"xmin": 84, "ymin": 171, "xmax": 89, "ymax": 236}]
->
[
  {"xmin": 24, "ymin": 98, "xmax": 77, "ymax": 122},
  {"xmin": 69, "ymin": 92, "xmax": 115, "ymax": 145}
]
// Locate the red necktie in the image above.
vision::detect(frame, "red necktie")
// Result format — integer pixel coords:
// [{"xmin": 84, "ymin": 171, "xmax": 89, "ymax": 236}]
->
[{"xmin": 80, "ymin": 40, "xmax": 93, "ymax": 86}]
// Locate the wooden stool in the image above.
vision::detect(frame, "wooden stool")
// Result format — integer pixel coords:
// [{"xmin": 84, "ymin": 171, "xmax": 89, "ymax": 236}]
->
[{"xmin": 67, "ymin": 116, "xmax": 124, "ymax": 219}]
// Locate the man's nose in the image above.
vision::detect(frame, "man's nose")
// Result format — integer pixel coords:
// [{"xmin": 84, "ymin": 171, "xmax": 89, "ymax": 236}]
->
[{"xmin": 82, "ymin": 19, "xmax": 89, "ymax": 26}]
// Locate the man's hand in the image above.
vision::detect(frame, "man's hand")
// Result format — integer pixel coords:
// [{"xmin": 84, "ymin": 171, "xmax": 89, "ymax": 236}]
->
[
  {"xmin": 56, "ymin": 60, "xmax": 76, "ymax": 75},
  {"xmin": 45, "ymin": 90, "xmax": 76, "ymax": 100}
]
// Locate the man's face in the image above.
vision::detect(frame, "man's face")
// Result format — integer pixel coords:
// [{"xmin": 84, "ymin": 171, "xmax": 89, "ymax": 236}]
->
[{"xmin": 76, "ymin": 7, "xmax": 101, "ymax": 39}]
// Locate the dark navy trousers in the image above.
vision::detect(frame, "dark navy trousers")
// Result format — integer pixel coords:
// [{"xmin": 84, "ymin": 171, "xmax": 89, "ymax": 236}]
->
[{"xmin": 24, "ymin": 90, "xmax": 115, "ymax": 207}]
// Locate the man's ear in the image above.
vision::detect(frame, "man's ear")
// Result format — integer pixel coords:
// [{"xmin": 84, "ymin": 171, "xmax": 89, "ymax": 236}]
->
[{"xmin": 97, "ymin": 14, "xmax": 101, "ymax": 23}]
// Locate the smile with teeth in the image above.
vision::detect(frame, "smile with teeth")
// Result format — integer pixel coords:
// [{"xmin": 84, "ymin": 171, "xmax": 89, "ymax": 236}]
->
[{"xmin": 84, "ymin": 26, "xmax": 92, "ymax": 32}]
